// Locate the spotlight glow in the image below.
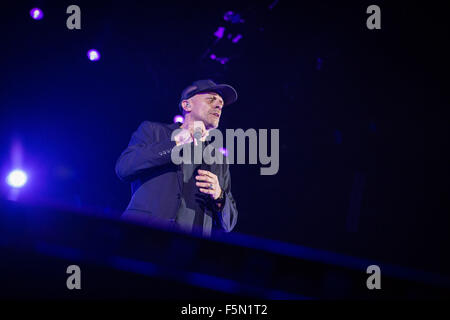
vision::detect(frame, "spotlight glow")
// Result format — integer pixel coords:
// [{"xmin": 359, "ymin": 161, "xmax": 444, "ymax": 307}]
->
[
  {"xmin": 87, "ymin": 49, "xmax": 101, "ymax": 61},
  {"xmin": 219, "ymin": 148, "xmax": 228, "ymax": 157},
  {"xmin": 218, "ymin": 57, "xmax": 229, "ymax": 65},
  {"xmin": 223, "ymin": 11, "xmax": 244, "ymax": 23},
  {"xmin": 232, "ymin": 34, "xmax": 242, "ymax": 43},
  {"xmin": 214, "ymin": 27, "xmax": 225, "ymax": 39},
  {"xmin": 30, "ymin": 8, "xmax": 44, "ymax": 20},
  {"xmin": 6, "ymin": 170, "xmax": 28, "ymax": 188},
  {"xmin": 173, "ymin": 115, "xmax": 184, "ymax": 124},
  {"xmin": 224, "ymin": 11, "xmax": 234, "ymax": 21}
]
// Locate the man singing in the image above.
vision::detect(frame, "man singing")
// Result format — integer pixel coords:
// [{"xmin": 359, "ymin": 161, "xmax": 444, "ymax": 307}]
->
[{"xmin": 115, "ymin": 79, "xmax": 238, "ymax": 236}]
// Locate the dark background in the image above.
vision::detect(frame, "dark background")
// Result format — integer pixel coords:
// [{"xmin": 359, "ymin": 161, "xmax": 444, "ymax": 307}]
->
[{"xmin": 1, "ymin": 1, "xmax": 448, "ymax": 275}]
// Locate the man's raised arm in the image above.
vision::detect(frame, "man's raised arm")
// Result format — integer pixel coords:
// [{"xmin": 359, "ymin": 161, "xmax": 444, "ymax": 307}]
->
[{"xmin": 115, "ymin": 121, "xmax": 176, "ymax": 182}]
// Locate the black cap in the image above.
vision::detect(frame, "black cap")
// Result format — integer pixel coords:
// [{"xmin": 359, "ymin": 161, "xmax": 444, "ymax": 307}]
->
[{"xmin": 179, "ymin": 79, "xmax": 238, "ymax": 110}]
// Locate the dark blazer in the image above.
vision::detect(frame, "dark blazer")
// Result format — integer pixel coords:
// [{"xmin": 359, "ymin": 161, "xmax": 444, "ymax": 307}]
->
[{"xmin": 115, "ymin": 121, "xmax": 238, "ymax": 235}]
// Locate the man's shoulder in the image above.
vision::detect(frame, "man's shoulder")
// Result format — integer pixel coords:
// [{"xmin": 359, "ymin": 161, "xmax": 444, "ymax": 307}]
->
[{"xmin": 137, "ymin": 121, "xmax": 179, "ymax": 133}]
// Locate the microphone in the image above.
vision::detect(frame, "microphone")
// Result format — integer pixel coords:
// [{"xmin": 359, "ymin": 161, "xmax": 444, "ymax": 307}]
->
[{"xmin": 193, "ymin": 121, "xmax": 203, "ymax": 144}]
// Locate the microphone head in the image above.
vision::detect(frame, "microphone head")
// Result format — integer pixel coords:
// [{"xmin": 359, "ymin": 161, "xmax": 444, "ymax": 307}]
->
[{"xmin": 193, "ymin": 121, "xmax": 203, "ymax": 140}]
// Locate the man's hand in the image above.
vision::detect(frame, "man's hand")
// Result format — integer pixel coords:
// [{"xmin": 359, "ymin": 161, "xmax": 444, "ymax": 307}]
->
[
  {"xmin": 173, "ymin": 128, "xmax": 193, "ymax": 146},
  {"xmin": 174, "ymin": 121, "xmax": 209, "ymax": 146},
  {"xmin": 195, "ymin": 169, "xmax": 222, "ymax": 200}
]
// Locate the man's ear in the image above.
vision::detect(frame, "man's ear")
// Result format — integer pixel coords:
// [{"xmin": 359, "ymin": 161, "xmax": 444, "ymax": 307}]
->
[{"xmin": 181, "ymin": 100, "xmax": 192, "ymax": 113}]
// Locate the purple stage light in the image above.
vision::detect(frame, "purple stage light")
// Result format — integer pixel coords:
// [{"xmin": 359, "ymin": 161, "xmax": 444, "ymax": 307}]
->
[
  {"xmin": 214, "ymin": 27, "xmax": 225, "ymax": 39},
  {"xmin": 210, "ymin": 54, "xmax": 216, "ymax": 60},
  {"xmin": 232, "ymin": 34, "xmax": 242, "ymax": 43},
  {"xmin": 219, "ymin": 148, "xmax": 228, "ymax": 157},
  {"xmin": 30, "ymin": 8, "xmax": 44, "ymax": 20},
  {"xmin": 224, "ymin": 11, "xmax": 244, "ymax": 23},
  {"xmin": 218, "ymin": 57, "xmax": 229, "ymax": 65},
  {"xmin": 224, "ymin": 11, "xmax": 233, "ymax": 21},
  {"xmin": 173, "ymin": 115, "xmax": 184, "ymax": 124},
  {"xmin": 6, "ymin": 169, "xmax": 28, "ymax": 188},
  {"xmin": 87, "ymin": 49, "xmax": 101, "ymax": 61}
]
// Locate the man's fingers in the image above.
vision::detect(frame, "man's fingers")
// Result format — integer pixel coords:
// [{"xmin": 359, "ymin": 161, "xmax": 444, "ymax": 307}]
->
[
  {"xmin": 197, "ymin": 170, "xmax": 216, "ymax": 179},
  {"xmin": 199, "ymin": 188, "xmax": 214, "ymax": 195},
  {"xmin": 195, "ymin": 175, "xmax": 213, "ymax": 183},
  {"xmin": 196, "ymin": 182, "xmax": 213, "ymax": 188}
]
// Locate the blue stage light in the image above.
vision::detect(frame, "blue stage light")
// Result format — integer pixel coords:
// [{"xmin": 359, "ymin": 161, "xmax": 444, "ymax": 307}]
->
[
  {"xmin": 30, "ymin": 8, "xmax": 44, "ymax": 20},
  {"xmin": 6, "ymin": 169, "xmax": 28, "ymax": 188},
  {"xmin": 87, "ymin": 49, "xmax": 101, "ymax": 61}
]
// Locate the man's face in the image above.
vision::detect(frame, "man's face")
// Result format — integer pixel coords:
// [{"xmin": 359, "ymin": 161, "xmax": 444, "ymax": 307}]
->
[{"xmin": 188, "ymin": 92, "xmax": 224, "ymax": 129}]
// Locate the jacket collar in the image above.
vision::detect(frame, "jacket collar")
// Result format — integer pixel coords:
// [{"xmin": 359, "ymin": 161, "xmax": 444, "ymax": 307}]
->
[{"xmin": 167, "ymin": 122, "xmax": 182, "ymax": 130}]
